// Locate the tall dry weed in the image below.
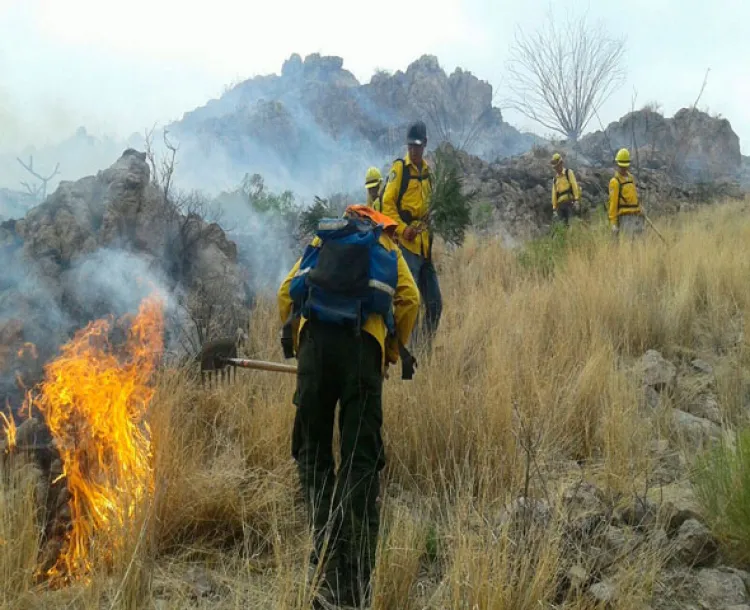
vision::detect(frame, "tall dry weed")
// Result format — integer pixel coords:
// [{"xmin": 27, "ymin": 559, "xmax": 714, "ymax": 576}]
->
[{"xmin": 3, "ymin": 200, "xmax": 750, "ymax": 608}]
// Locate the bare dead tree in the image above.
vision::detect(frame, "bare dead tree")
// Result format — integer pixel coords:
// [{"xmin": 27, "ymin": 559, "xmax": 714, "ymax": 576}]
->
[
  {"xmin": 16, "ymin": 155, "xmax": 60, "ymax": 201},
  {"xmin": 143, "ymin": 126, "xmax": 179, "ymax": 204},
  {"xmin": 506, "ymin": 11, "xmax": 626, "ymax": 142},
  {"xmin": 140, "ymin": 124, "xmax": 248, "ymax": 360}
]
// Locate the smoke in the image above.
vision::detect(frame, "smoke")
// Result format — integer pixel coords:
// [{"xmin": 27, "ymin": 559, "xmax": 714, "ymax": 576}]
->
[
  {"xmin": 0, "ymin": 128, "xmax": 134, "ymax": 206},
  {"xmin": 0, "ymin": 235, "xmax": 183, "ymax": 415},
  {"xmin": 211, "ymin": 193, "xmax": 297, "ymax": 293},
  {"xmin": 62, "ymin": 248, "xmax": 174, "ymax": 320}
]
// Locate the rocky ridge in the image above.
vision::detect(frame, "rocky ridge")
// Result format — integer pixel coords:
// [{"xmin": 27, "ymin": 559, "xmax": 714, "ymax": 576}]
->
[{"xmin": 167, "ymin": 53, "xmax": 538, "ymax": 195}]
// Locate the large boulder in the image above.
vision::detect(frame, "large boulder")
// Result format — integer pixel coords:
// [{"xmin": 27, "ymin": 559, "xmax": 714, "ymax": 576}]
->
[{"xmin": 580, "ymin": 107, "xmax": 743, "ymax": 181}]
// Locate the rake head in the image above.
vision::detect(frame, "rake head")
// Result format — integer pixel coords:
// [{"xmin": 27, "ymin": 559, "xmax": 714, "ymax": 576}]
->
[{"xmin": 198, "ymin": 337, "xmax": 238, "ymax": 387}]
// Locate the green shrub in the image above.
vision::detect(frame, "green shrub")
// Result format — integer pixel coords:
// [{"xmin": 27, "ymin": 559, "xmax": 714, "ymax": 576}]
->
[
  {"xmin": 428, "ymin": 147, "xmax": 475, "ymax": 247},
  {"xmin": 516, "ymin": 220, "xmax": 599, "ymax": 277},
  {"xmin": 692, "ymin": 427, "xmax": 750, "ymax": 565}
]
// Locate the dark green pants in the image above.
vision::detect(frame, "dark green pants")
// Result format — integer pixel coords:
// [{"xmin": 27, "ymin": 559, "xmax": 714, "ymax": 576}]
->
[{"xmin": 292, "ymin": 321, "xmax": 384, "ymax": 607}]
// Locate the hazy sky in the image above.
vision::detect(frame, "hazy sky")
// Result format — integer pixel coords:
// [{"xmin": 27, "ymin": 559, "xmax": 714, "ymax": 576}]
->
[{"xmin": 1, "ymin": 0, "xmax": 748, "ymax": 154}]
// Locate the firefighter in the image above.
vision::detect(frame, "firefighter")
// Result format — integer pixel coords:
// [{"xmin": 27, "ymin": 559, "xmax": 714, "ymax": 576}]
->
[
  {"xmin": 381, "ymin": 120, "xmax": 442, "ymax": 349},
  {"xmin": 609, "ymin": 148, "xmax": 644, "ymax": 237},
  {"xmin": 551, "ymin": 152, "xmax": 581, "ymax": 225},
  {"xmin": 278, "ymin": 205, "xmax": 419, "ymax": 609},
  {"xmin": 365, "ymin": 166, "xmax": 383, "ymax": 211}
]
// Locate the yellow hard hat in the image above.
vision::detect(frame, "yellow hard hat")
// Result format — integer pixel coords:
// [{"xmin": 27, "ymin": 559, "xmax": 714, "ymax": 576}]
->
[
  {"xmin": 615, "ymin": 148, "xmax": 631, "ymax": 167},
  {"xmin": 365, "ymin": 166, "xmax": 382, "ymax": 188},
  {"xmin": 550, "ymin": 152, "xmax": 562, "ymax": 166}
]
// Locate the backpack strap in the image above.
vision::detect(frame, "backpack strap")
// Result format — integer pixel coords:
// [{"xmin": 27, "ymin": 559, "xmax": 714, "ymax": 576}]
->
[{"xmin": 395, "ymin": 158, "xmax": 410, "ymax": 223}]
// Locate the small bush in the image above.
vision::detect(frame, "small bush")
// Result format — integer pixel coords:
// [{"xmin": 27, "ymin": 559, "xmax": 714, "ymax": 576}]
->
[
  {"xmin": 692, "ymin": 427, "xmax": 750, "ymax": 564},
  {"xmin": 516, "ymin": 221, "xmax": 597, "ymax": 277},
  {"xmin": 428, "ymin": 147, "xmax": 475, "ymax": 247}
]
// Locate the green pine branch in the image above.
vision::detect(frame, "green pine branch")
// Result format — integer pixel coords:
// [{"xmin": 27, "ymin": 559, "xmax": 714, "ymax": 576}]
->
[{"xmin": 427, "ymin": 147, "xmax": 475, "ymax": 246}]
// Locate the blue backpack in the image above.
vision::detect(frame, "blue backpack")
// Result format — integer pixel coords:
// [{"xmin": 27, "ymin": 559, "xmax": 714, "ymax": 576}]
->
[{"xmin": 289, "ymin": 215, "xmax": 398, "ymax": 333}]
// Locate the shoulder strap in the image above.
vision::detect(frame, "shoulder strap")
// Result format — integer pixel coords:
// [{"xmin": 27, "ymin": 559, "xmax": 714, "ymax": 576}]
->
[
  {"xmin": 616, "ymin": 175, "xmax": 633, "ymax": 203},
  {"xmin": 396, "ymin": 158, "xmax": 409, "ymax": 212}
]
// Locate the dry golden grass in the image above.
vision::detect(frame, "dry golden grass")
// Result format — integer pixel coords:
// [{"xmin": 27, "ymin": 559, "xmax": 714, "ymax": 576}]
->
[{"xmin": 3, "ymin": 199, "xmax": 750, "ymax": 609}]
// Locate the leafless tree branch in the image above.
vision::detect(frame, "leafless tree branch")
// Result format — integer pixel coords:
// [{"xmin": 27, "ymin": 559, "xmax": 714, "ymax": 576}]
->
[
  {"xmin": 16, "ymin": 155, "xmax": 60, "ymax": 201},
  {"xmin": 505, "ymin": 11, "xmax": 626, "ymax": 142}
]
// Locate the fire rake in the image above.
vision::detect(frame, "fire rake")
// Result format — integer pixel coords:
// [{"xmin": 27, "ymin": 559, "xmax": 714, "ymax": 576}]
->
[{"xmin": 198, "ymin": 337, "xmax": 297, "ymax": 386}]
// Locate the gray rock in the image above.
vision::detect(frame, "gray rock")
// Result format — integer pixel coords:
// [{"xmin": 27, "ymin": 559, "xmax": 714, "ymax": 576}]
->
[
  {"xmin": 648, "ymin": 439, "xmax": 685, "ymax": 484},
  {"xmin": 684, "ymin": 392, "xmax": 723, "ymax": 425},
  {"xmin": 691, "ymin": 359, "xmax": 714, "ymax": 375},
  {"xmin": 640, "ymin": 350, "xmax": 677, "ymax": 392},
  {"xmin": 670, "ymin": 519, "xmax": 718, "ymax": 567},
  {"xmin": 672, "ymin": 409, "xmax": 723, "ymax": 448},
  {"xmin": 654, "ymin": 567, "xmax": 749, "ymax": 610},
  {"xmin": 652, "ymin": 483, "xmax": 703, "ymax": 534},
  {"xmin": 676, "ymin": 369, "xmax": 723, "ymax": 424},
  {"xmin": 695, "ymin": 568, "xmax": 749, "ymax": 607},
  {"xmin": 562, "ymin": 481, "xmax": 606, "ymax": 517}
]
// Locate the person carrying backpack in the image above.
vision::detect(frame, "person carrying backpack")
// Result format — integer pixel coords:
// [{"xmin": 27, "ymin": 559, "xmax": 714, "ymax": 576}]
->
[
  {"xmin": 364, "ymin": 166, "xmax": 383, "ymax": 212},
  {"xmin": 277, "ymin": 204, "xmax": 419, "ymax": 609},
  {"xmin": 609, "ymin": 148, "xmax": 644, "ymax": 238},
  {"xmin": 551, "ymin": 152, "xmax": 581, "ymax": 225},
  {"xmin": 381, "ymin": 120, "xmax": 442, "ymax": 349}
]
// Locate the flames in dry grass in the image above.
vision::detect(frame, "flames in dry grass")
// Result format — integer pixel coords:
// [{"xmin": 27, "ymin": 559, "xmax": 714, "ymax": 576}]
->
[
  {"xmin": 1, "ymin": 408, "xmax": 17, "ymax": 451},
  {"xmin": 23, "ymin": 295, "xmax": 165, "ymax": 582}
]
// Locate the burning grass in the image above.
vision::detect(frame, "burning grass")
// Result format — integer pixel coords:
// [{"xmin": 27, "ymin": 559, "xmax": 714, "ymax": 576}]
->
[{"xmin": 2, "ymin": 200, "xmax": 750, "ymax": 608}]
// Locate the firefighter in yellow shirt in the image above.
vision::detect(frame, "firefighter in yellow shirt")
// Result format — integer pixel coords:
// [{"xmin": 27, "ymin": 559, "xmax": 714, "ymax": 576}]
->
[
  {"xmin": 381, "ymin": 121, "xmax": 441, "ymax": 348},
  {"xmin": 364, "ymin": 166, "xmax": 383, "ymax": 211},
  {"xmin": 609, "ymin": 148, "xmax": 644, "ymax": 237},
  {"xmin": 551, "ymin": 152, "xmax": 581, "ymax": 225}
]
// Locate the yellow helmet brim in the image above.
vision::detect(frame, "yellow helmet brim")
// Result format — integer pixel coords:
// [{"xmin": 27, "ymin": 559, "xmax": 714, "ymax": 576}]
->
[{"xmin": 365, "ymin": 180, "xmax": 381, "ymax": 188}]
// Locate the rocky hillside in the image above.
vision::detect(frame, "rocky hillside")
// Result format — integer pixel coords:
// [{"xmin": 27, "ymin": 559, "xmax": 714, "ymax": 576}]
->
[
  {"xmin": 454, "ymin": 143, "xmax": 746, "ymax": 243},
  {"xmin": 167, "ymin": 53, "xmax": 538, "ymax": 195},
  {"xmin": 0, "ymin": 150, "xmax": 251, "ymax": 412}
]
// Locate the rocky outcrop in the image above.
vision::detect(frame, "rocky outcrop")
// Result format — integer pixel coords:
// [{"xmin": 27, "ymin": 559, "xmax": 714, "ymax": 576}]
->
[
  {"xmin": 168, "ymin": 53, "xmax": 537, "ymax": 195},
  {"xmin": 580, "ymin": 108, "xmax": 743, "ymax": 181},
  {"xmin": 0, "ymin": 150, "xmax": 251, "ymax": 412}
]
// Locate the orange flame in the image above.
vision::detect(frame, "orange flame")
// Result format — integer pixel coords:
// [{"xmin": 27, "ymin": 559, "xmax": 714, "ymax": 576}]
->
[
  {"xmin": 1, "ymin": 408, "xmax": 16, "ymax": 451},
  {"xmin": 25, "ymin": 295, "xmax": 164, "ymax": 582}
]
